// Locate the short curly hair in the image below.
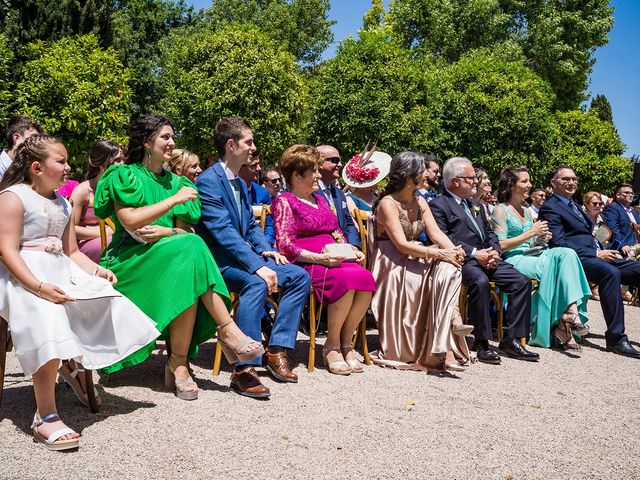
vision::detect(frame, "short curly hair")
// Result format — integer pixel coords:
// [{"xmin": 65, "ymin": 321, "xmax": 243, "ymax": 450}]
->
[{"xmin": 278, "ymin": 144, "xmax": 322, "ymax": 185}]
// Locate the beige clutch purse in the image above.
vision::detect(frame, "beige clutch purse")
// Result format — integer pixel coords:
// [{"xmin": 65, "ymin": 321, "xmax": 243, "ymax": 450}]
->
[{"xmin": 322, "ymin": 243, "xmax": 358, "ymax": 261}]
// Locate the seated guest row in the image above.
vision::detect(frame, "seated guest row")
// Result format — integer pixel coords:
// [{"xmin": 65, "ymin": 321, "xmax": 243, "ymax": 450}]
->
[{"xmin": 3, "ymin": 113, "xmax": 640, "ymax": 454}]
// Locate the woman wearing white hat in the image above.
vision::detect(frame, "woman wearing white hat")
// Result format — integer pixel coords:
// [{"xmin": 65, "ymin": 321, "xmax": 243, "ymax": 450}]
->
[{"xmin": 343, "ymin": 150, "xmax": 392, "ymax": 216}]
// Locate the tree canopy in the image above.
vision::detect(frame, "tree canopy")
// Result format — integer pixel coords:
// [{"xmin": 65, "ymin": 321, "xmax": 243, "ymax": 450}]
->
[
  {"xmin": 158, "ymin": 24, "xmax": 307, "ymax": 165},
  {"xmin": 14, "ymin": 35, "xmax": 132, "ymax": 172}
]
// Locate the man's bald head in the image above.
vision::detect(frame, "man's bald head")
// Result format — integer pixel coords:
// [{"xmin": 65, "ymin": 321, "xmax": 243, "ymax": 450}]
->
[{"xmin": 316, "ymin": 144, "xmax": 341, "ymax": 183}]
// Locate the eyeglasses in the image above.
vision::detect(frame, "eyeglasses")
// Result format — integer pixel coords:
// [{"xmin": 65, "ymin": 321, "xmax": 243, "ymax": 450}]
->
[
  {"xmin": 556, "ymin": 176, "xmax": 578, "ymax": 183},
  {"xmin": 324, "ymin": 157, "xmax": 341, "ymax": 164},
  {"xmin": 266, "ymin": 178, "xmax": 281, "ymax": 185},
  {"xmin": 457, "ymin": 175, "xmax": 478, "ymax": 181},
  {"xmin": 590, "ymin": 202, "xmax": 603, "ymax": 207},
  {"xmin": 619, "ymin": 191, "xmax": 634, "ymax": 197}
]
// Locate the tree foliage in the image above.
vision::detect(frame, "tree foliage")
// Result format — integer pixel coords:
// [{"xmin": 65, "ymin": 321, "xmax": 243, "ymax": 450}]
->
[
  {"xmin": 111, "ymin": 0, "xmax": 198, "ymax": 115},
  {"xmin": 0, "ymin": 34, "xmax": 13, "ymax": 125},
  {"xmin": 0, "ymin": 0, "xmax": 114, "ymax": 53},
  {"xmin": 308, "ymin": 29, "xmax": 442, "ymax": 158},
  {"xmin": 14, "ymin": 35, "xmax": 132, "ymax": 171},
  {"xmin": 158, "ymin": 24, "xmax": 307, "ymax": 165},
  {"xmin": 389, "ymin": 0, "xmax": 613, "ymax": 110},
  {"xmin": 203, "ymin": 0, "xmax": 334, "ymax": 65},
  {"xmin": 551, "ymin": 110, "xmax": 629, "ymax": 194},
  {"xmin": 433, "ymin": 44, "xmax": 556, "ymax": 186},
  {"xmin": 589, "ymin": 93, "xmax": 613, "ymax": 124}
]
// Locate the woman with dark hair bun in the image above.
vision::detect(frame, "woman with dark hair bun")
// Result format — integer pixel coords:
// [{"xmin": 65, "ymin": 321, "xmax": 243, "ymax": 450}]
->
[
  {"xmin": 491, "ymin": 165, "xmax": 591, "ymax": 349},
  {"xmin": 94, "ymin": 115, "xmax": 263, "ymax": 400},
  {"xmin": 369, "ymin": 152, "xmax": 471, "ymax": 373},
  {"xmin": 70, "ymin": 140, "xmax": 123, "ymax": 262}
]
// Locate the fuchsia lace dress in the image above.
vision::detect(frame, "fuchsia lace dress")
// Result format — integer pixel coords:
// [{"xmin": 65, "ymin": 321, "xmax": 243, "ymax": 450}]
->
[{"xmin": 272, "ymin": 192, "xmax": 376, "ymax": 304}]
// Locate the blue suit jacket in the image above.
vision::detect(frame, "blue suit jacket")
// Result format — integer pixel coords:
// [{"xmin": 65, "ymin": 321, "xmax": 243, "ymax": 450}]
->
[
  {"xmin": 316, "ymin": 184, "xmax": 361, "ymax": 248},
  {"xmin": 195, "ymin": 161, "xmax": 274, "ymax": 273},
  {"xmin": 248, "ymin": 182, "xmax": 275, "ymax": 246},
  {"xmin": 602, "ymin": 200, "xmax": 640, "ymax": 248},
  {"xmin": 538, "ymin": 194, "xmax": 599, "ymax": 258}
]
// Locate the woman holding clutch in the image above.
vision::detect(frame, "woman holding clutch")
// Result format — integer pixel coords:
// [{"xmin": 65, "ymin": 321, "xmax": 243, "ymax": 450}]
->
[
  {"xmin": 491, "ymin": 166, "xmax": 591, "ymax": 349},
  {"xmin": 271, "ymin": 145, "xmax": 376, "ymax": 375}
]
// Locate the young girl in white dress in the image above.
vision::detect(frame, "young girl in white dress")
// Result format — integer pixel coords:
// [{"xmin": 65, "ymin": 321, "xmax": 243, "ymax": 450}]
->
[{"xmin": 0, "ymin": 135, "xmax": 160, "ymax": 451}]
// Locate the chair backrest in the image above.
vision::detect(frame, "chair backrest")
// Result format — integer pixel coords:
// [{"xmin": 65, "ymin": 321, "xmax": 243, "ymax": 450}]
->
[
  {"xmin": 354, "ymin": 208, "xmax": 370, "ymax": 266},
  {"xmin": 98, "ymin": 218, "xmax": 116, "ymax": 252},
  {"xmin": 252, "ymin": 205, "xmax": 267, "ymax": 231}
]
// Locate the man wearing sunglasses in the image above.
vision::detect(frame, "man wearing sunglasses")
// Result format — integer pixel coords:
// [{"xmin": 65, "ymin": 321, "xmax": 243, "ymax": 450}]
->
[
  {"xmin": 314, "ymin": 145, "xmax": 361, "ymax": 248},
  {"xmin": 602, "ymin": 183, "xmax": 640, "ymax": 256},
  {"xmin": 540, "ymin": 167, "xmax": 640, "ymax": 358},
  {"xmin": 263, "ymin": 169, "xmax": 282, "ymax": 199}
]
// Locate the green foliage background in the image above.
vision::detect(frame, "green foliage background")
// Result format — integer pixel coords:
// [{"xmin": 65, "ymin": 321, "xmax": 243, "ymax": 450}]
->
[{"xmin": 0, "ymin": 0, "xmax": 632, "ymax": 194}]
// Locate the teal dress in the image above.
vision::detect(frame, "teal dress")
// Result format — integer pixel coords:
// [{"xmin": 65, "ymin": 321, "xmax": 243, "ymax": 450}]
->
[{"xmin": 491, "ymin": 204, "xmax": 591, "ymax": 347}]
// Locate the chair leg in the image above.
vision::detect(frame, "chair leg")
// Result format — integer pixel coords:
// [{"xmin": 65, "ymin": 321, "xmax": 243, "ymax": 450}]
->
[
  {"xmin": 490, "ymin": 289, "xmax": 504, "ymax": 342},
  {"xmin": 308, "ymin": 293, "xmax": 316, "ymax": 373},
  {"xmin": 84, "ymin": 369, "xmax": 99, "ymax": 413},
  {"xmin": 213, "ymin": 341, "xmax": 222, "ymax": 376},
  {"xmin": 359, "ymin": 316, "xmax": 371, "ymax": 365},
  {"xmin": 0, "ymin": 318, "xmax": 7, "ymax": 406}
]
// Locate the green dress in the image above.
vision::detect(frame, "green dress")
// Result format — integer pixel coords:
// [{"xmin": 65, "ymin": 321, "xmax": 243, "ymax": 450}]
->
[
  {"xmin": 94, "ymin": 163, "xmax": 230, "ymax": 373},
  {"xmin": 491, "ymin": 204, "xmax": 591, "ymax": 348}
]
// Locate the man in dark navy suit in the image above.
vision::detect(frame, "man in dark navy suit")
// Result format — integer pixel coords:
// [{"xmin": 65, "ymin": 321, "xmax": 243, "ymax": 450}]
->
[
  {"xmin": 430, "ymin": 157, "xmax": 538, "ymax": 364},
  {"xmin": 539, "ymin": 166, "xmax": 640, "ymax": 358},
  {"xmin": 314, "ymin": 145, "xmax": 361, "ymax": 248},
  {"xmin": 602, "ymin": 183, "xmax": 640, "ymax": 255},
  {"xmin": 416, "ymin": 153, "xmax": 441, "ymax": 203}
]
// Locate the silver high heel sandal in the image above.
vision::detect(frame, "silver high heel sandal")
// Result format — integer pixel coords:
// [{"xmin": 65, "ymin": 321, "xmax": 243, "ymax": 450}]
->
[
  {"xmin": 164, "ymin": 354, "xmax": 198, "ymax": 400},
  {"xmin": 216, "ymin": 320, "xmax": 265, "ymax": 363}
]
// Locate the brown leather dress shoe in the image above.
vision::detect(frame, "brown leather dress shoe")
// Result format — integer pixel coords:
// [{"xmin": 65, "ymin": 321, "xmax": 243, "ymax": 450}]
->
[
  {"xmin": 265, "ymin": 351, "xmax": 298, "ymax": 383},
  {"xmin": 230, "ymin": 367, "xmax": 271, "ymax": 399}
]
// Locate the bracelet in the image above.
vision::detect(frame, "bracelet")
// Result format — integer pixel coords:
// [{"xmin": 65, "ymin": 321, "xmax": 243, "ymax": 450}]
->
[
  {"xmin": 171, "ymin": 227, "xmax": 177, "ymax": 236},
  {"xmin": 37, "ymin": 281, "xmax": 43, "ymax": 298}
]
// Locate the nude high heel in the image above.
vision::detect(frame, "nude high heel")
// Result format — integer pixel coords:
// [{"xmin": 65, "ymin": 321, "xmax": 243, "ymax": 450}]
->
[
  {"xmin": 165, "ymin": 354, "xmax": 198, "ymax": 400},
  {"xmin": 216, "ymin": 320, "xmax": 265, "ymax": 364}
]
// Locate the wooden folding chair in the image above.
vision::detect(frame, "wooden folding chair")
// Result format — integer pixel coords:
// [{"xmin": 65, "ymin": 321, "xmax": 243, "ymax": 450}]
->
[{"xmin": 98, "ymin": 217, "xmax": 116, "ymax": 252}]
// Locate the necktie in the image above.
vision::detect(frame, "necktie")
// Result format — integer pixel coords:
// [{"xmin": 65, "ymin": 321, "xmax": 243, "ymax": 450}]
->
[
  {"xmin": 325, "ymin": 184, "xmax": 336, "ymax": 212},
  {"xmin": 230, "ymin": 178, "xmax": 243, "ymax": 221},
  {"xmin": 461, "ymin": 200, "xmax": 484, "ymax": 240},
  {"xmin": 568, "ymin": 200, "xmax": 586, "ymax": 225}
]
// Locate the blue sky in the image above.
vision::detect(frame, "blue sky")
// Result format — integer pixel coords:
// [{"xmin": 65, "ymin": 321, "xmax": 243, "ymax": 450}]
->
[{"xmin": 186, "ymin": 0, "xmax": 638, "ymax": 156}]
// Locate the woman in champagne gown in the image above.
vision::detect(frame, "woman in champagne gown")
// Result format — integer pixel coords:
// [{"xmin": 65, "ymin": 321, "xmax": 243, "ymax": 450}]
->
[{"xmin": 369, "ymin": 152, "xmax": 472, "ymax": 373}]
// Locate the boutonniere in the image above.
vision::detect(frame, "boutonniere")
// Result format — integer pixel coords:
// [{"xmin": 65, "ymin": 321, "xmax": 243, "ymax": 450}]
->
[{"xmin": 472, "ymin": 205, "xmax": 481, "ymax": 216}]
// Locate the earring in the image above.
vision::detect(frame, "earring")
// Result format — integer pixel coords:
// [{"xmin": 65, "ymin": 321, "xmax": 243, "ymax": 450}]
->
[{"xmin": 145, "ymin": 150, "xmax": 152, "ymax": 159}]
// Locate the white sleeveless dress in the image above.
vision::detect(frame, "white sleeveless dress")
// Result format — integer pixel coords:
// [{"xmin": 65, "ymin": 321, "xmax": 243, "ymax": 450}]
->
[{"xmin": 0, "ymin": 184, "xmax": 160, "ymax": 376}]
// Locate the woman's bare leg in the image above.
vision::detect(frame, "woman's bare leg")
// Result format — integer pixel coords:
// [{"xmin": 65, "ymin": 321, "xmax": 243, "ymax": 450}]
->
[{"xmin": 168, "ymin": 302, "xmax": 198, "ymax": 391}]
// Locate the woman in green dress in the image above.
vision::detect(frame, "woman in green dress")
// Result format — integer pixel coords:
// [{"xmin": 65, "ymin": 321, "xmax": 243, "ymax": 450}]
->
[
  {"xmin": 490, "ymin": 166, "xmax": 591, "ymax": 349},
  {"xmin": 94, "ymin": 115, "xmax": 263, "ymax": 400}
]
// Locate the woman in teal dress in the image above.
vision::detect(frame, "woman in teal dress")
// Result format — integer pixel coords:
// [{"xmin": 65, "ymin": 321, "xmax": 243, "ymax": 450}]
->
[
  {"xmin": 491, "ymin": 166, "xmax": 591, "ymax": 349},
  {"xmin": 94, "ymin": 115, "xmax": 263, "ymax": 400}
]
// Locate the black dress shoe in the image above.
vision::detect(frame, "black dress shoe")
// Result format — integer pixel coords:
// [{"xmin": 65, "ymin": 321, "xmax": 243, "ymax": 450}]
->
[
  {"xmin": 607, "ymin": 340, "xmax": 640, "ymax": 359},
  {"xmin": 476, "ymin": 347, "xmax": 501, "ymax": 365},
  {"xmin": 498, "ymin": 338, "xmax": 540, "ymax": 362}
]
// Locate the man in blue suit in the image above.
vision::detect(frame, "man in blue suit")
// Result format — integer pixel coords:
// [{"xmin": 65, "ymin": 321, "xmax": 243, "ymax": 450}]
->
[
  {"xmin": 314, "ymin": 145, "xmax": 361, "ymax": 248},
  {"xmin": 416, "ymin": 154, "xmax": 441, "ymax": 203},
  {"xmin": 196, "ymin": 116, "xmax": 311, "ymax": 398},
  {"xmin": 237, "ymin": 150, "xmax": 275, "ymax": 246},
  {"xmin": 602, "ymin": 183, "xmax": 640, "ymax": 255},
  {"xmin": 539, "ymin": 166, "xmax": 640, "ymax": 358}
]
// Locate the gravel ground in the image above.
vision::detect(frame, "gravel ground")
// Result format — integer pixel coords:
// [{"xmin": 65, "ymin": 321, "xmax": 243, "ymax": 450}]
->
[{"xmin": 1, "ymin": 299, "xmax": 640, "ymax": 480}]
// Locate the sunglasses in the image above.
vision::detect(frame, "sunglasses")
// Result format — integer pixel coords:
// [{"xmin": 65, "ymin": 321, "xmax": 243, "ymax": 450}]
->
[
  {"xmin": 250, "ymin": 151, "xmax": 260, "ymax": 158},
  {"xmin": 267, "ymin": 178, "xmax": 281, "ymax": 184},
  {"xmin": 324, "ymin": 157, "xmax": 341, "ymax": 164},
  {"xmin": 590, "ymin": 202, "xmax": 603, "ymax": 207}
]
